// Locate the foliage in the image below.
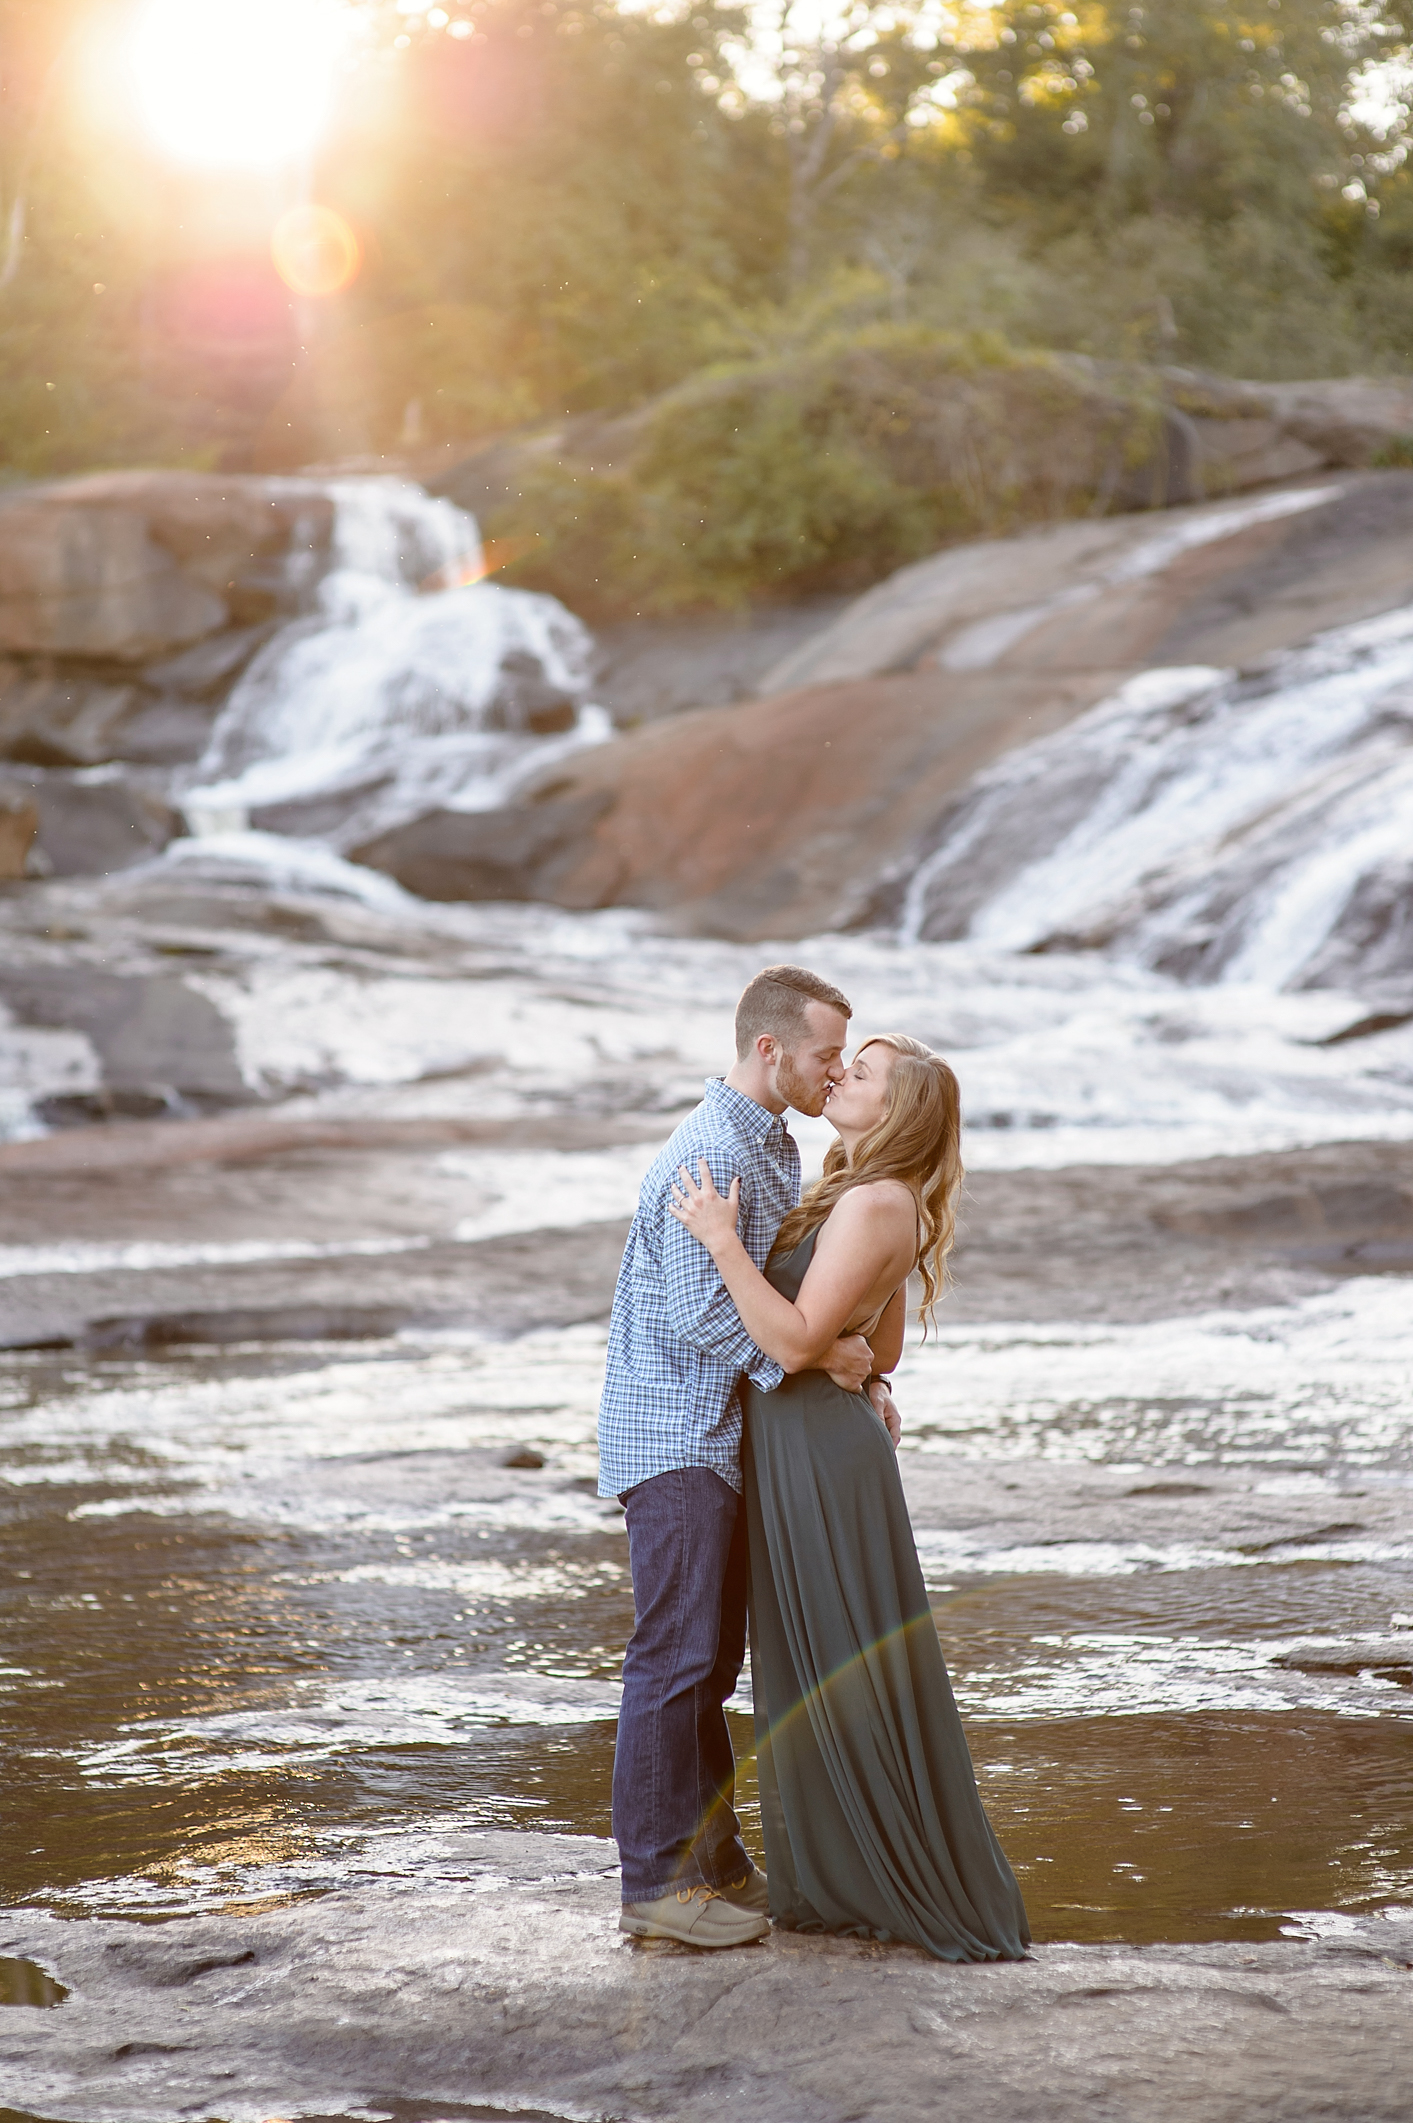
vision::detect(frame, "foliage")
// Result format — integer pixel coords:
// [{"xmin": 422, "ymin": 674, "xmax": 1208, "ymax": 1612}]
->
[
  {"xmin": 8, "ymin": 0, "xmax": 1413, "ymax": 604},
  {"xmin": 491, "ymin": 323, "xmax": 1168, "ymax": 614}
]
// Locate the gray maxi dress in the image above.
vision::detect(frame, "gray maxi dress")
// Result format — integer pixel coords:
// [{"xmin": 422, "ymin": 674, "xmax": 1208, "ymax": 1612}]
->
[{"xmin": 742, "ymin": 1230, "xmax": 1030, "ymax": 1961}]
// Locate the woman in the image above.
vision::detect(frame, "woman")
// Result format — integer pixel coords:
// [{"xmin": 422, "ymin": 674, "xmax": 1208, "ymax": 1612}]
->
[{"xmin": 669, "ymin": 1034, "xmax": 1029, "ymax": 1962}]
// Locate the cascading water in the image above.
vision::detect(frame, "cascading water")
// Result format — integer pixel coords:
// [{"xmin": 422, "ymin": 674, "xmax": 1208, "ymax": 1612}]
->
[
  {"xmin": 902, "ymin": 607, "xmax": 1413, "ymax": 1000},
  {"xmin": 183, "ymin": 477, "xmax": 608, "ymax": 847}
]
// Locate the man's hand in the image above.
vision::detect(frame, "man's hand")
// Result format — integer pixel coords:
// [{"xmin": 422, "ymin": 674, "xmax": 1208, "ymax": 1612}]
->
[
  {"xmin": 868, "ymin": 1378, "xmax": 901, "ymax": 1448},
  {"xmin": 824, "ymin": 1333, "xmax": 873, "ymax": 1393}
]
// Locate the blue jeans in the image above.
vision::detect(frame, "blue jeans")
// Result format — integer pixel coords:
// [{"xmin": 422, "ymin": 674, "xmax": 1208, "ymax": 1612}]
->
[{"xmin": 612, "ymin": 1465, "xmax": 756, "ymax": 1905}]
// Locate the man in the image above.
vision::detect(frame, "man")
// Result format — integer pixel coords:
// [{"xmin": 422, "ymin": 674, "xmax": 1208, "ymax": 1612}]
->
[{"xmin": 599, "ymin": 964, "xmax": 877, "ymax": 1949}]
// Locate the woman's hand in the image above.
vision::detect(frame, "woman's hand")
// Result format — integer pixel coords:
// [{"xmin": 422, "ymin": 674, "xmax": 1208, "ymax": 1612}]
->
[
  {"xmin": 868, "ymin": 1378, "xmax": 902, "ymax": 1449},
  {"xmin": 668, "ymin": 1160, "xmax": 742, "ymax": 1258}
]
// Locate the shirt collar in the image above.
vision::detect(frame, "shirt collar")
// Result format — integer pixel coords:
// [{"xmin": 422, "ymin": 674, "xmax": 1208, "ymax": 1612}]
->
[{"xmin": 704, "ymin": 1075, "xmax": 792, "ymax": 1147}]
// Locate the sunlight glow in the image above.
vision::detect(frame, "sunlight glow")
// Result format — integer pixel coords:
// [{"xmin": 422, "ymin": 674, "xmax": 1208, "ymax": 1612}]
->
[
  {"xmin": 272, "ymin": 204, "xmax": 362, "ymax": 296},
  {"xmin": 130, "ymin": 0, "xmax": 343, "ymax": 169}
]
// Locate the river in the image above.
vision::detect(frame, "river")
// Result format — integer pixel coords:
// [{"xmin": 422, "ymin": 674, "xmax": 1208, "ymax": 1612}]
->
[{"xmin": 3, "ymin": 880, "xmax": 1411, "ymax": 1950}]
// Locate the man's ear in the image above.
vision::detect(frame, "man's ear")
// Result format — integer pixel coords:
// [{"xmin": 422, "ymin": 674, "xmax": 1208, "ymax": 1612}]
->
[{"xmin": 756, "ymin": 1033, "xmax": 780, "ymax": 1066}]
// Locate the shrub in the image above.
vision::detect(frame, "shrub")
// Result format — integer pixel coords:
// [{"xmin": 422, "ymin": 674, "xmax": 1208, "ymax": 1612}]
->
[{"xmin": 492, "ymin": 326, "xmax": 1166, "ymax": 616}]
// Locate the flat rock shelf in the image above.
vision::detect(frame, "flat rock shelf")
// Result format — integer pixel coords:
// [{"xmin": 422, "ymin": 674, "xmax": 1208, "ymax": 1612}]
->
[{"xmin": 3, "ymin": 1834, "xmax": 1412, "ymax": 2123}]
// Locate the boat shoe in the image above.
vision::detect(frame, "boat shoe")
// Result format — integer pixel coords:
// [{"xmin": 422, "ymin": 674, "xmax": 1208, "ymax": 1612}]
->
[{"xmin": 619, "ymin": 1883, "xmax": 769, "ymax": 1948}]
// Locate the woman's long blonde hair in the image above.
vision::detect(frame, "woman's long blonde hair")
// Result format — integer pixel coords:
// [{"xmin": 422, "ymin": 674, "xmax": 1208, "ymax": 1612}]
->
[{"xmin": 772, "ymin": 1034, "xmax": 963, "ymax": 1326}]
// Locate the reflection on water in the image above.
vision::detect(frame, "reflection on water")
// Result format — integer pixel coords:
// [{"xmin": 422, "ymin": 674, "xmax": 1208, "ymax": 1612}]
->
[
  {"xmin": 2, "ymin": 1307, "xmax": 1411, "ymax": 1943},
  {"xmin": 0, "ymin": 1957, "xmax": 67, "ymax": 2007},
  {"xmin": 971, "ymin": 1713, "xmax": 1413, "ymax": 1944}
]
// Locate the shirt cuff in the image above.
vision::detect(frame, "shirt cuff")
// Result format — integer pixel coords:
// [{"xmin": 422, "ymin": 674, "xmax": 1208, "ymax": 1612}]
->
[{"xmin": 745, "ymin": 1354, "xmax": 785, "ymax": 1391}]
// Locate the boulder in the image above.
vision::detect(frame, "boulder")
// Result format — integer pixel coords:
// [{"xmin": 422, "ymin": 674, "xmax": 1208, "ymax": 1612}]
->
[
  {"xmin": 0, "ymin": 963, "xmax": 249, "ymax": 1104},
  {"xmin": 351, "ymin": 790, "xmax": 613, "ymax": 902},
  {"xmin": 755, "ymin": 474, "xmax": 1398, "ymax": 699},
  {"xmin": 0, "ymin": 474, "xmax": 334, "ymax": 664},
  {"xmin": 1257, "ymin": 376, "xmax": 1413, "ymax": 464},
  {"xmin": 81, "ymin": 1304, "xmax": 411, "ymax": 1352},
  {"xmin": 0, "ymin": 497, "xmax": 226, "ymax": 661},
  {"xmin": 0, "ymin": 665, "xmax": 147, "ymax": 766},
  {"xmin": 1, "ymin": 767, "xmax": 180, "ymax": 877},
  {"xmin": 43, "ymin": 472, "xmax": 335, "ymax": 610}
]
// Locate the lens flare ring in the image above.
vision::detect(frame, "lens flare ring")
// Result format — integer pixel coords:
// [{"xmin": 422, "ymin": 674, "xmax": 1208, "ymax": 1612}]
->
[{"xmin": 271, "ymin": 204, "xmax": 362, "ymax": 298}]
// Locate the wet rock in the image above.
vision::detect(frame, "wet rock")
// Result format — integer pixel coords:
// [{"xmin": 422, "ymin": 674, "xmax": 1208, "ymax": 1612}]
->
[
  {"xmin": 46, "ymin": 471, "xmax": 335, "ymax": 617},
  {"xmin": 592, "ymin": 601, "xmax": 851, "ymax": 724},
  {"xmin": 0, "ymin": 768, "xmax": 180, "ymax": 877},
  {"xmin": 0, "ymin": 665, "xmax": 149, "ymax": 767},
  {"xmin": 3, "ymin": 1843, "xmax": 1411, "ymax": 2123},
  {"xmin": 755, "ymin": 474, "xmax": 1413, "ymax": 701},
  {"xmin": 0, "ymin": 477, "xmax": 333, "ymax": 793},
  {"xmin": 1278, "ymin": 1635, "xmax": 1413, "ymax": 1678},
  {"xmin": 0, "ymin": 964, "xmax": 249, "ymax": 1107},
  {"xmin": 0, "ymin": 493, "xmax": 226, "ymax": 661},
  {"xmin": 394, "ymin": 473, "xmax": 1413, "ymax": 941},
  {"xmin": 35, "ymin": 1089, "xmax": 187, "ymax": 1129},
  {"xmin": 493, "ymin": 647, "xmax": 582, "ymax": 733},
  {"xmin": 351, "ymin": 791, "xmax": 613, "ymax": 903},
  {"xmin": 1174, "ymin": 1180, "xmax": 1413, "ymax": 1236},
  {"xmin": 141, "ymin": 623, "xmax": 276, "ymax": 701},
  {"xmin": 1156, "ymin": 1179, "xmax": 1413, "ymax": 1268},
  {"xmin": 249, "ymin": 772, "xmax": 395, "ymax": 843},
  {"xmin": 501, "ymin": 1445, "xmax": 546, "ymax": 1469},
  {"xmin": 81, "ymin": 1304, "xmax": 412, "ymax": 1352},
  {"xmin": 1318, "ymin": 1006, "xmax": 1413, "ymax": 1045},
  {"xmin": 1294, "ymin": 855, "xmax": 1413, "ymax": 998},
  {"xmin": 98, "ymin": 697, "xmax": 223, "ymax": 767},
  {"xmin": 426, "ymin": 668, "xmax": 1127, "ymax": 936}
]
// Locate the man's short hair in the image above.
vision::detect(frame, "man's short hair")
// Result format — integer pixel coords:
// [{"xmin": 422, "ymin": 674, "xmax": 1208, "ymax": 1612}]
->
[{"xmin": 734, "ymin": 964, "xmax": 853, "ymax": 1060}]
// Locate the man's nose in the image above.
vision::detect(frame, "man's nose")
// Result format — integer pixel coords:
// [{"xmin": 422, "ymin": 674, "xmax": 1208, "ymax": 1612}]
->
[{"xmin": 827, "ymin": 1057, "xmax": 845, "ymax": 1080}]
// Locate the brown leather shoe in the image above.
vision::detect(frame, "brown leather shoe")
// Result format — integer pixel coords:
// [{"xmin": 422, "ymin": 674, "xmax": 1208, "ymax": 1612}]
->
[{"xmin": 619, "ymin": 1884, "xmax": 769, "ymax": 1948}]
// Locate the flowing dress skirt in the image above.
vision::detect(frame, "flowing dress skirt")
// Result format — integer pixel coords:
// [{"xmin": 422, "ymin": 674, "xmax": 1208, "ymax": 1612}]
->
[{"xmin": 742, "ymin": 1234, "xmax": 1030, "ymax": 1961}]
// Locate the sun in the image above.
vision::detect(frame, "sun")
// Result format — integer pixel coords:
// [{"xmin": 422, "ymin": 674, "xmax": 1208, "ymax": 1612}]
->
[{"xmin": 129, "ymin": 0, "xmax": 344, "ymax": 169}]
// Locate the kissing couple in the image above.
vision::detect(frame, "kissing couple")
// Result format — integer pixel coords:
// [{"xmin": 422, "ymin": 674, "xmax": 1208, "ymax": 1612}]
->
[{"xmin": 598, "ymin": 964, "xmax": 1029, "ymax": 1959}]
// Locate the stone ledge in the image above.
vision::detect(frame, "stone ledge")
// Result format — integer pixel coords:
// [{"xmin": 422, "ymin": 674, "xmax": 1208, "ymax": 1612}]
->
[{"xmin": 3, "ymin": 1831, "xmax": 1410, "ymax": 2123}]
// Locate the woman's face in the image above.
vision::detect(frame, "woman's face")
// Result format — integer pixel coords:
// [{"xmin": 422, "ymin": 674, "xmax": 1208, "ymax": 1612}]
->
[{"xmin": 823, "ymin": 1041, "xmax": 896, "ymax": 1138}]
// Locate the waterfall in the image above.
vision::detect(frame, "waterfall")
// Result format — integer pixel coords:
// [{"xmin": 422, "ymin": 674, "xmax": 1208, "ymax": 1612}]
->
[
  {"xmin": 902, "ymin": 607, "xmax": 1413, "ymax": 998},
  {"xmin": 183, "ymin": 477, "xmax": 607, "ymax": 845}
]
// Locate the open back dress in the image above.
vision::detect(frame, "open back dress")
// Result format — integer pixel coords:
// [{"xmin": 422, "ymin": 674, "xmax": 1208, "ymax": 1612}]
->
[{"xmin": 741, "ymin": 1227, "xmax": 1030, "ymax": 1961}]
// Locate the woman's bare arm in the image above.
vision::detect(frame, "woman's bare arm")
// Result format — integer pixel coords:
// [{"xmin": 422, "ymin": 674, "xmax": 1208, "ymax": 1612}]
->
[{"xmin": 668, "ymin": 1167, "xmax": 916, "ymax": 1375}]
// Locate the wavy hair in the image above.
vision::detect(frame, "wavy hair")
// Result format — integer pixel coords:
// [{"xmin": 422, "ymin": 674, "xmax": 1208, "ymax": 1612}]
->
[{"xmin": 771, "ymin": 1034, "xmax": 963, "ymax": 1326}]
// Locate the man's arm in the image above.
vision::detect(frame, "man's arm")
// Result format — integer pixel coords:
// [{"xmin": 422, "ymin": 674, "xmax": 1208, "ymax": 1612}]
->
[{"xmin": 660, "ymin": 1150, "xmax": 872, "ymax": 1392}]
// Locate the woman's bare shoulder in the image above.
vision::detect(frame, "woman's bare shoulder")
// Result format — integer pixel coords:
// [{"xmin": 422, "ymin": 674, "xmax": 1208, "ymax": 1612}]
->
[
  {"xmin": 819, "ymin": 1179, "xmax": 917, "ymax": 1235},
  {"xmin": 843, "ymin": 1176, "xmax": 916, "ymax": 1209}
]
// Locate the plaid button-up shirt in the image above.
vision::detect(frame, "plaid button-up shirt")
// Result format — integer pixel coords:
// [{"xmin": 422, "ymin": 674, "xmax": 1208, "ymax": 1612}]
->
[{"xmin": 596, "ymin": 1077, "xmax": 801, "ymax": 1499}]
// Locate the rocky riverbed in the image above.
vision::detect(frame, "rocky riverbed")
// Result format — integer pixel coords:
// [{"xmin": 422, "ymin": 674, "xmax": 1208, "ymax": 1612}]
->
[
  {"xmin": 4, "ymin": 1853, "xmax": 1412, "ymax": 2123},
  {"xmin": 1, "ymin": 842, "xmax": 1411, "ymax": 2121},
  {"xmin": 5, "ymin": 434, "xmax": 1413, "ymax": 2116}
]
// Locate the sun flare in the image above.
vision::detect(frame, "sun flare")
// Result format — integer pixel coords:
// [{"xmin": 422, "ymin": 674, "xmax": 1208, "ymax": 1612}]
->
[
  {"xmin": 271, "ymin": 203, "xmax": 362, "ymax": 297},
  {"xmin": 129, "ymin": 0, "xmax": 343, "ymax": 169}
]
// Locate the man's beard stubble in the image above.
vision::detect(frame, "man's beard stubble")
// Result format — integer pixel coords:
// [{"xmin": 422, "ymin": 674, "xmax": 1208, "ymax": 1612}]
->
[{"xmin": 776, "ymin": 1050, "xmax": 829, "ymax": 1117}]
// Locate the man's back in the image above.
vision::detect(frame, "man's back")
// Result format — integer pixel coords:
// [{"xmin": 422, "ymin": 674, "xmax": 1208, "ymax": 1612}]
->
[{"xmin": 596, "ymin": 1076, "xmax": 800, "ymax": 1499}]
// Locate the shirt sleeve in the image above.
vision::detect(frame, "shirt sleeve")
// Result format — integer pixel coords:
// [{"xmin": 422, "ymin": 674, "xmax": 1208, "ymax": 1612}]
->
[{"xmin": 659, "ymin": 1144, "xmax": 785, "ymax": 1391}]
